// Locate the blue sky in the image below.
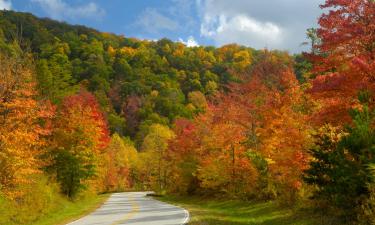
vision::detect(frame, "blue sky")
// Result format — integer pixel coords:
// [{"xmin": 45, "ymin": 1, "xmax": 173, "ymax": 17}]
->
[{"xmin": 1, "ymin": 0, "xmax": 325, "ymax": 53}]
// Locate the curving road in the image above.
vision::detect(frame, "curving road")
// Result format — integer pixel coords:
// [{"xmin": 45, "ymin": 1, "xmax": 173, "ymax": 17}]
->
[{"xmin": 66, "ymin": 192, "xmax": 189, "ymax": 225}]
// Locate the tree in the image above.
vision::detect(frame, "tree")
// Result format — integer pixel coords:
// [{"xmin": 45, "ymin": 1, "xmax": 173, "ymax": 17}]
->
[
  {"xmin": 188, "ymin": 91, "xmax": 208, "ymax": 113},
  {"xmin": 233, "ymin": 50, "xmax": 252, "ymax": 71},
  {"xmin": 141, "ymin": 124, "xmax": 175, "ymax": 192},
  {"xmin": 305, "ymin": 100, "xmax": 375, "ymax": 218},
  {"xmin": 101, "ymin": 133, "xmax": 138, "ymax": 191},
  {"xmin": 37, "ymin": 42, "xmax": 77, "ymax": 103},
  {"xmin": 234, "ymin": 52, "xmax": 312, "ymax": 199},
  {"xmin": 47, "ymin": 90, "xmax": 109, "ymax": 198},
  {"xmin": 303, "ymin": 28, "xmax": 320, "ymax": 55},
  {"xmin": 308, "ymin": 0, "xmax": 375, "ymax": 125},
  {"xmin": 0, "ymin": 52, "xmax": 54, "ymax": 198}
]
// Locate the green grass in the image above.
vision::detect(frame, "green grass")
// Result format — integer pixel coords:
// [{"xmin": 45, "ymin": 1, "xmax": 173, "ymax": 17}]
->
[
  {"xmin": 158, "ymin": 195, "xmax": 339, "ymax": 225},
  {"xmin": 30, "ymin": 193, "xmax": 110, "ymax": 225}
]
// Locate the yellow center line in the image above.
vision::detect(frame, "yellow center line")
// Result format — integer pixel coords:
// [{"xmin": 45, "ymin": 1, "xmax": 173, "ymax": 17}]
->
[{"xmin": 110, "ymin": 194, "xmax": 140, "ymax": 225}]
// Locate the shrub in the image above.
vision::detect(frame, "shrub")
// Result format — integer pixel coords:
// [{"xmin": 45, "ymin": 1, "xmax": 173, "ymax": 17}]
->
[{"xmin": 0, "ymin": 175, "xmax": 63, "ymax": 225}]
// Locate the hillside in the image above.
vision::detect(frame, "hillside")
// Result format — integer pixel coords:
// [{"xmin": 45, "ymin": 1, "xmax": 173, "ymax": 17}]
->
[{"xmin": 0, "ymin": 10, "xmax": 268, "ymax": 143}]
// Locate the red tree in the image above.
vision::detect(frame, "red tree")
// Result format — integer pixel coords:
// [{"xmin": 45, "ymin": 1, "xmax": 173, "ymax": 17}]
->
[{"xmin": 309, "ymin": 0, "xmax": 375, "ymax": 125}]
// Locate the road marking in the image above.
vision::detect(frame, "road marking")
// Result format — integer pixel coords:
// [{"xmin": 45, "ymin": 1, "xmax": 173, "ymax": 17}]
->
[
  {"xmin": 110, "ymin": 194, "xmax": 140, "ymax": 225},
  {"xmin": 144, "ymin": 195, "xmax": 190, "ymax": 225},
  {"xmin": 181, "ymin": 209, "xmax": 190, "ymax": 225}
]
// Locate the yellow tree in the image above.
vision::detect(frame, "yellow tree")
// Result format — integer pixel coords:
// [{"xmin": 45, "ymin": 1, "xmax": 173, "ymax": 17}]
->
[
  {"xmin": 102, "ymin": 133, "xmax": 138, "ymax": 191},
  {"xmin": 140, "ymin": 124, "xmax": 175, "ymax": 192}
]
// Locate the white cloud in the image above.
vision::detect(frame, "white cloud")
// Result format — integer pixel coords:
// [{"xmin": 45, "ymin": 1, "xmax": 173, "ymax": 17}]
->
[
  {"xmin": 198, "ymin": 0, "xmax": 324, "ymax": 52},
  {"xmin": 201, "ymin": 14, "xmax": 282, "ymax": 49},
  {"xmin": 135, "ymin": 8, "xmax": 178, "ymax": 34},
  {"xmin": 0, "ymin": 0, "xmax": 11, "ymax": 10},
  {"xmin": 178, "ymin": 36, "xmax": 199, "ymax": 47},
  {"xmin": 31, "ymin": 0, "xmax": 105, "ymax": 20}
]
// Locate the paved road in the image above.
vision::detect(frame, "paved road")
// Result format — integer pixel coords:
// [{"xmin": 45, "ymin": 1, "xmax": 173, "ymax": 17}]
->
[{"xmin": 67, "ymin": 192, "xmax": 189, "ymax": 225}]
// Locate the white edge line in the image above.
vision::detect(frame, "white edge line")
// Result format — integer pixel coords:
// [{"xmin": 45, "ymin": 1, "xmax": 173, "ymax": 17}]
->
[
  {"xmin": 182, "ymin": 208, "xmax": 190, "ymax": 225},
  {"xmin": 145, "ymin": 194, "xmax": 190, "ymax": 225}
]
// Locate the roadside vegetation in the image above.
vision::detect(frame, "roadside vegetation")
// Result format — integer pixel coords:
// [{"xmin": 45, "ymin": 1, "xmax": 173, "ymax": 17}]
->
[
  {"xmin": 159, "ymin": 195, "xmax": 339, "ymax": 225},
  {"xmin": 0, "ymin": 177, "xmax": 109, "ymax": 225}
]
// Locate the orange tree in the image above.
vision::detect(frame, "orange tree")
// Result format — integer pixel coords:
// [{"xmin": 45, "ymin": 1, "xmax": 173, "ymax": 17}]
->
[{"xmin": 0, "ymin": 52, "xmax": 54, "ymax": 198}]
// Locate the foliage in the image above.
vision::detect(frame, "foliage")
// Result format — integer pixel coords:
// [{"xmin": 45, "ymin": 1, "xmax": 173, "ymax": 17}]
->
[
  {"xmin": 158, "ymin": 195, "xmax": 339, "ymax": 225},
  {"xmin": 0, "ymin": 10, "xmax": 258, "ymax": 138},
  {"xmin": 303, "ymin": 1, "xmax": 375, "ymax": 222},
  {"xmin": 0, "ymin": 180, "xmax": 109, "ymax": 225},
  {"xmin": 101, "ymin": 133, "xmax": 138, "ymax": 192},
  {"xmin": 0, "ymin": 52, "xmax": 53, "ymax": 198},
  {"xmin": 357, "ymin": 164, "xmax": 375, "ymax": 224},
  {"xmin": 304, "ymin": 104, "xmax": 375, "ymax": 219},
  {"xmin": 307, "ymin": 0, "xmax": 375, "ymax": 125},
  {"xmin": 1, "ymin": 1, "xmax": 375, "ymax": 223},
  {"xmin": 0, "ymin": 175, "xmax": 61, "ymax": 225},
  {"xmin": 166, "ymin": 51, "xmax": 312, "ymax": 200},
  {"xmin": 46, "ymin": 90, "xmax": 110, "ymax": 198},
  {"xmin": 139, "ymin": 124, "xmax": 175, "ymax": 192}
]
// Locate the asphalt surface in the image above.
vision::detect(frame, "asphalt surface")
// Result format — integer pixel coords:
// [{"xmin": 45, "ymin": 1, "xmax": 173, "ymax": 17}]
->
[{"xmin": 66, "ymin": 192, "xmax": 189, "ymax": 225}]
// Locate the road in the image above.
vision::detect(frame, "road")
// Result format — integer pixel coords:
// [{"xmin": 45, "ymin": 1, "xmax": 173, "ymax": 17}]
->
[{"xmin": 66, "ymin": 192, "xmax": 189, "ymax": 225}]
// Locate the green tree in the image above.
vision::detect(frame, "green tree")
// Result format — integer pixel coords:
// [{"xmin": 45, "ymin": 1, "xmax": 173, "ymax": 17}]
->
[
  {"xmin": 304, "ymin": 99, "xmax": 375, "ymax": 218},
  {"xmin": 37, "ymin": 42, "xmax": 77, "ymax": 102}
]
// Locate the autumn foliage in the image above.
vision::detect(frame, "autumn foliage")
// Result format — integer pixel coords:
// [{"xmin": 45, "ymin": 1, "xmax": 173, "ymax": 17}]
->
[
  {"xmin": 47, "ymin": 90, "xmax": 110, "ymax": 197},
  {"xmin": 0, "ymin": 53, "xmax": 54, "ymax": 198},
  {"xmin": 308, "ymin": 0, "xmax": 375, "ymax": 125},
  {"xmin": 1, "ymin": 0, "xmax": 375, "ymax": 223},
  {"xmin": 166, "ymin": 51, "xmax": 313, "ymax": 200}
]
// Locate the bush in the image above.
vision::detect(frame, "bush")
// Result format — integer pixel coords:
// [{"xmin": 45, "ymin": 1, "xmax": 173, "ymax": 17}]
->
[
  {"xmin": 0, "ymin": 175, "xmax": 63, "ymax": 225},
  {"xmin": 357, "ymin": 164, "xmax": 375, "ymax": 225}
]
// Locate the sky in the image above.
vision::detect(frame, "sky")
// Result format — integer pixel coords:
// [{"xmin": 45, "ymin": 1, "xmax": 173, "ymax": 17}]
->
[{"xmin": 0, "ymin": 0, "xmax": 325, "ymax": 53}]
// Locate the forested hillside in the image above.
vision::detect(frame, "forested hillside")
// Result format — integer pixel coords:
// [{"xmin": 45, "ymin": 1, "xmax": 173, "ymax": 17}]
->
[
  {"xmin": 1, "ymin": 0, "xmax": 375, "ymax": 224},
  {"xmin": 0, "ymin": 10, "xmax": 253, "ymax": 138},
  {"xmin": 0, "ymin": 9, "xmax": 266, "ymax": 224}
]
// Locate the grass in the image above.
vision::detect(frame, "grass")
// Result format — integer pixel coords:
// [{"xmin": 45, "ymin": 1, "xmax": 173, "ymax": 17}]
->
[
  {"xmin": 30, "ymin": 193, "xmax": 110, "ymax": 225},
  {"xmin": 158, "ymin": 195, "xmax": 339, "ymax": 225}
]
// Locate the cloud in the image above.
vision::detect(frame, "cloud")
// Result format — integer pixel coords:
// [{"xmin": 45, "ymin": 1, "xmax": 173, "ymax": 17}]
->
[
  {"xmin": 0, "ymin": 0, "xmax": 11, "ymax": 10},
  {"xmin": 178, "ymin": 36, "xmax": 199, "ymax": 47},
  {"xmin": 135, "ymin": 8, "xmax": 178, "ymax": 34},
  {"xmin": 201, "ymin": 14, "xmax": 283, "ymax": 49},
  {"xmin": 198, "ymin": 0, "xmax": 324, "ymax": 52},
  {"xmin": 31, "ymin": 0, "xmax": 105, "ymax": 20}
]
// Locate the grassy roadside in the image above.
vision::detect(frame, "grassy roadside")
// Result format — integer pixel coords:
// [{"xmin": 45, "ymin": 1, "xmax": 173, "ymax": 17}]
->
[
  {"xmin": 30, "ymin": 193, "xmax": 110, "ymax": 225},
  {"xmin": 158, "ymin": 195, "xmax": 338, "ymax": 225}
]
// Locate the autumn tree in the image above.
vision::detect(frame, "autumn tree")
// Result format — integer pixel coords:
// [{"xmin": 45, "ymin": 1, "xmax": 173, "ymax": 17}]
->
[
  {"xmin": 308, "ymin": 0, "xmax": 375, "ymax": 125},
  {"xmin": 46, "ymin": 90, "xmax": 109, "ymax": 198},
  {"xmin": 101, "ymin": 133, "xmax": 138, "ymax": 191},
  {"xmin": 235, "ymin": 51, "xmax": 313, "ymax": 199},
  {"xmin": 0, "ymin": 52, "xmax": 53, "ymax": 198},
  {"xmin": 140, "ymin": 124, "xmax": 175, "ymax": 192}
]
